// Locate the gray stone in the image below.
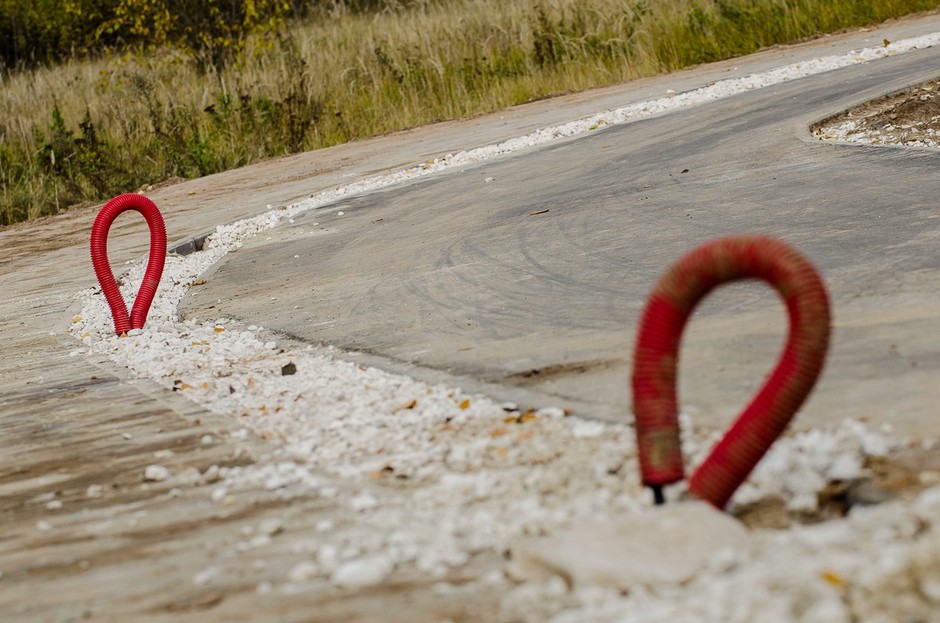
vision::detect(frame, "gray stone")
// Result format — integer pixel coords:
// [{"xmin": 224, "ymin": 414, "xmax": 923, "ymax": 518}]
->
[{"xmin": 507, "ymin": 501, "xmax": 751, "ymax": 589}]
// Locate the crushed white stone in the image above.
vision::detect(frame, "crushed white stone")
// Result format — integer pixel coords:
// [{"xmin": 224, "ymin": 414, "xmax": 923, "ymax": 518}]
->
[
  {"xmin": 331, "ymin": 555, "xmax": 394, "ymax": 589},
  {"xmin": 192, "ymin": 567, "xmax": 218, "ymax": 587},
  {"xmin": 143, "ymin": 465, "xmax": 171, "ymax": 482},
  {"xmin": 66, "ymin": 30, "xmax": 940, "ymax": 621},
  {"xmin": 287, "ymin": 561, "xmax": 319, "ymax": 583}
]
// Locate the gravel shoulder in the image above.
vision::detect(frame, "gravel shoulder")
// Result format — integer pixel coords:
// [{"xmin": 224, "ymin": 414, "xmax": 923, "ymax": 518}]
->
[{"xmin": 814, "ymin": 75, "xmax": 940, "ymax": 146}]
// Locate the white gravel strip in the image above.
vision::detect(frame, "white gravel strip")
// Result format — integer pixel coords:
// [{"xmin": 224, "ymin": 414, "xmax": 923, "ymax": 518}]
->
[
  {"xmin": 816, "ymin": 117, "xmax": 940, "ymax": 148},
  {"xmin": 68, "ymin": 31, "xmax": 940, "ymax": 622}
]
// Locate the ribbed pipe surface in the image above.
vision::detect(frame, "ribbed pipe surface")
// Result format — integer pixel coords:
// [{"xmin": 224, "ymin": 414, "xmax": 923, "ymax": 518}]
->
[
  {"xmin": 89, "ymin": 194, "xmax": 167, "ymax": 335},
  {"xmin": 632, "ymin": 235, "xmax": 830, "ymax": 509}
]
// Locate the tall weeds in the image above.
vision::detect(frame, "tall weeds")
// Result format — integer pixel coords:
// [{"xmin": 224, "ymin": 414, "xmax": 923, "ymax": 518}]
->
[{"xmin": 3, "ymin": 0, "xmax": 940, "ymax": 226}]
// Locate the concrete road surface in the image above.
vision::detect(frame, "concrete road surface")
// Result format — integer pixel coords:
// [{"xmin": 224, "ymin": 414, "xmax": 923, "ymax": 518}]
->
[{"xmin": 181, "ymin": 44, "xmax": 940, "ymax": 437}]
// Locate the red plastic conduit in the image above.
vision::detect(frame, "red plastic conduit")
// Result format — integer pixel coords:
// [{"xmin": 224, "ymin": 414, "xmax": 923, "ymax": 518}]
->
[
  {"xmin": 631, "ymin": 235, "xmax": 831, "ymax": 509},
  {"xmin": 90, "ymin": 194, "xmax": 167, "ymax": 335}
]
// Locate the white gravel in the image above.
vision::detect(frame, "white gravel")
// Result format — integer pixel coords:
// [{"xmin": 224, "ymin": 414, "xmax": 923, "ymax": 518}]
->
[
  {"xmin": 68, "ymin": 31, "xmax": 940, "ymax": 622},
  {"xmin": 815, "ymin": 116, "xmax": 940, "ymax": 148}
]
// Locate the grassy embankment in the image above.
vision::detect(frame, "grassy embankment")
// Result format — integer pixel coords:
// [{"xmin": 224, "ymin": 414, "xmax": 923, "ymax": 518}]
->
[{"xmin": 2, "ymin": 0, "xmax": 939, "ymax": 226}]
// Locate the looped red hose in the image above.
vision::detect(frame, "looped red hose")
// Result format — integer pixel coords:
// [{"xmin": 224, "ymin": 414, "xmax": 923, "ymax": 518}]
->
[
  {"xmin": 632, "ymin": 235, "xmax": 831, "ymax": 509},
  {"xmin": 90, "ymin": 194, "xmax": 167, "ymax": 335}
]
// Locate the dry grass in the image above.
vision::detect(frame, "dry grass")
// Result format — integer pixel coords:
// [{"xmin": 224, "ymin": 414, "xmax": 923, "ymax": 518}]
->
[{"xmin": 3, "ymin": 0, "xmax": 940, "ymax": 225}]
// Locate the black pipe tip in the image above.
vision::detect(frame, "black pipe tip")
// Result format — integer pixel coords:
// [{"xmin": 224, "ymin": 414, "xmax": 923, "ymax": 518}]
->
[{"xmin": 651, "ymin": 484, "xmax": 665, "ymax": 505}]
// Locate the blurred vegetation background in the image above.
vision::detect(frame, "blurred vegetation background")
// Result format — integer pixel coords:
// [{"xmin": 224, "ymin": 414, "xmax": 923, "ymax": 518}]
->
[{"xmin": 2, "ymin": 0, "xmax": 940, "ymax": 225}]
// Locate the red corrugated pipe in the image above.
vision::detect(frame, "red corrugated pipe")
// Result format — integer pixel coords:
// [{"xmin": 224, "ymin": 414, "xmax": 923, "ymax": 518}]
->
[
  {"xmin": 632, "ymin": 235, "xmax": 830, "ymax": 509},
  {"xmin": 90, "ymin": 194, "xmax": 167, "ymax": 335}
]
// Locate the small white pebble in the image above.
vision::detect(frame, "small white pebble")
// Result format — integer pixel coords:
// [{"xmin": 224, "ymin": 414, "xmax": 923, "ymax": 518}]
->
[
  {"xmin": 193, "ymin": 567, "xmax": 217, "ymax": 586},
  {"xmin": 288, "ymin": 561, "xmax": 319, "ymax": 582},
  {"xmin": 570, "ymin": 419, "xmax": 606, "ymax": 438},
  {"xmin": 46, "ymin": 500, "xmax": 63, "ymax": 511},
  {"xmin": 86, "ymin": 484, "xmax": 105, "ymax": 498},
  {"xmin": 264, "ymin": 341, "xmax": 277, "ymax": 350},
  {"xmin": 336, "ymin": 211, "xmax": 345, "ymax": 216},
  {"xmin": 350, "ymin": 491, "xmax": 379, "ymax": 512},
  {"xmin": 259, "ymin": 518, "xmax": 284, "ymax": 536},
  {"xmin": 36, "ymin": 520, "xmax": 52, "ymax": 533},
  {"xmin": 828, "ymin": 453, "xmax": 863, "ymax": 480},
  {"xmin": 317, "ymin": 544, "xmax": 339, "ymax": 573},
  {"xmin": 202, "ymin": 465, "xmax": 221, "ymax": 483},
  {"xmin": 921, "ymin": 577, "xmax": 940, "ymax": 602},
  {"xmin": 537, "ymin": 406, "xmax": 566, "ymax": 418},
  {"xmin": 211, "ymin": 487, "xmax": 228, "ymax": 503},
  {"xmin": 250, "ymin": 534, "xmax": 272, "ymax": 548},
  {"xmin": 331, "ymin": 555, "xmax": 392, "ymax": 589},
  {"xmin": 256, "ymin": 581, "xmax": 273, "ymax": 595},
  {"xmin": 143, "ymin": 465, "xmax": 170, "ymax": 482},
  {"xmin": 200, "ymin": 434, "xmax": 214, "ymax": 445},
  {"xmin": 121, "ymin": 432, "xmax": 133, "ymax": 440}
]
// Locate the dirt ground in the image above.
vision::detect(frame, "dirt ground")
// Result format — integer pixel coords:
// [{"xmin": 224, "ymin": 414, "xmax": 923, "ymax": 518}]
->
[{"xmin": 814, "ymin": 76, "xmax": 940, "ymax": 143}]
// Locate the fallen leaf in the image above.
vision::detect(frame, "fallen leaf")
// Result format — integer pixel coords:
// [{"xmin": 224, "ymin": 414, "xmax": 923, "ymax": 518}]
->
[
  {"xmin": 821, "ymin": 570, "xmax": 846, "ymax": 587},
  {"xmin": 395, "ymin": 399, "xmax": 418, "ymax": 412},
  {"xmin": 528, "ymin": 209, "xmax": 550, "ymax": 216}
]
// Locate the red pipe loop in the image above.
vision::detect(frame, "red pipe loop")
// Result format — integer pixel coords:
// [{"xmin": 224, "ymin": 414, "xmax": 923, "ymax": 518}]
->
[
  {"xmin": 90, "ymin": 194, "xmax": 167, "ymax": 335},
  {"xmin": 631, "ymin": 235, "xmax": 831, "ymax": 509}
]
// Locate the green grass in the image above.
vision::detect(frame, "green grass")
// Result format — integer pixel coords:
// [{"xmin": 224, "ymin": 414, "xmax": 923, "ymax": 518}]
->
[{"xmin": 3, "ymin": 0, "xmax": 940, "ymax": 226}]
